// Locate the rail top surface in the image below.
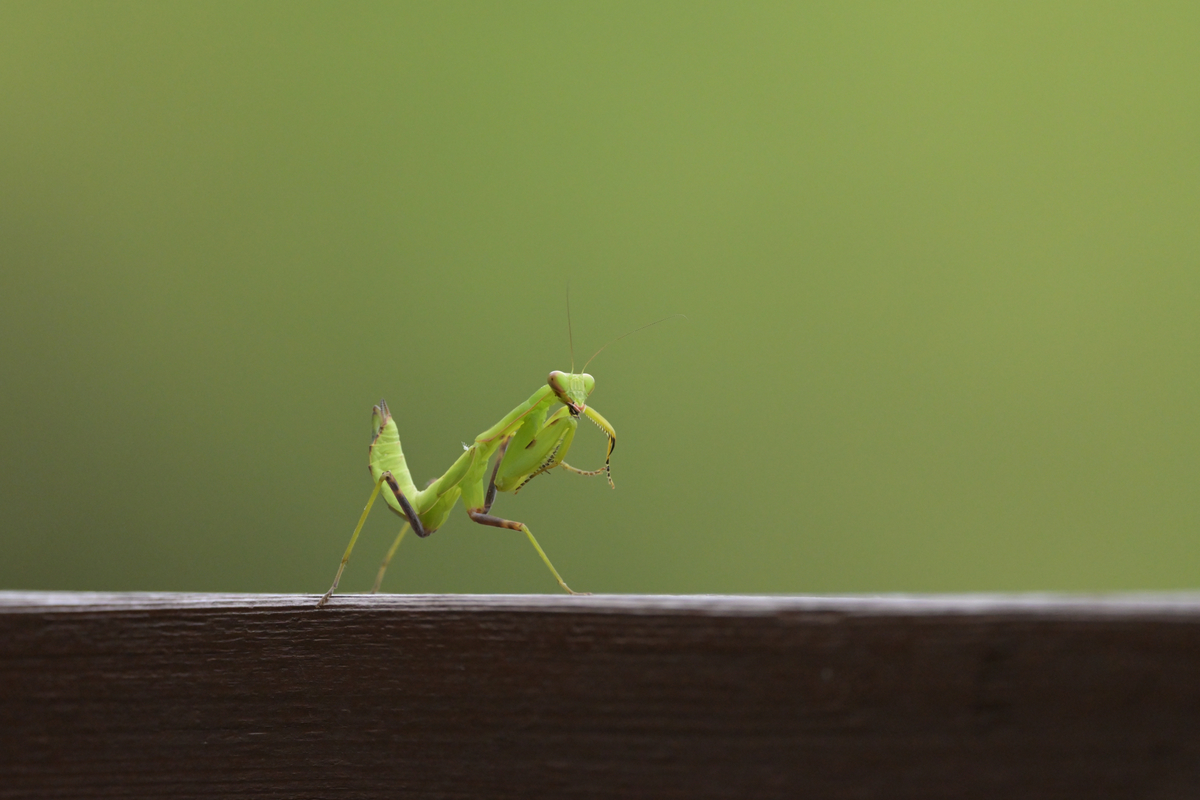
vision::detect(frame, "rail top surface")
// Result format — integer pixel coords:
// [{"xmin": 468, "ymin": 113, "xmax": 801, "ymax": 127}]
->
[{"xmin": 5, "ymin": 589, "xmax": 1200, "ymax": 617}]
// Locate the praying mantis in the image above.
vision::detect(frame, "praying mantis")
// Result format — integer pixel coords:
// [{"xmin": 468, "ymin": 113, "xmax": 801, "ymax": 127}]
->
[{"xmin": 317, "ymin": 311, "xmax": 677, "ymax": 607}]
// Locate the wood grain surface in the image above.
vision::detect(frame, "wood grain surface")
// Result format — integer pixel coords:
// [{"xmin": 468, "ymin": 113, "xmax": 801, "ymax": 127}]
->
[{"xmin": 2, "ymin": 592, "xmax": 1200, "ymax": 799}]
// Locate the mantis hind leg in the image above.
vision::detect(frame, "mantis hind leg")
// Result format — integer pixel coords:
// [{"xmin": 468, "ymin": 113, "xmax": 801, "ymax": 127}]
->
[
  {"xmin": 371, "ymin": 470, "xmax": 444, "ymax": 593},
  {"xmin": 317, "ymin": 478, "xmax": 384, "ymax": 608},
  {"xmin": 317, "ymin": 471, "xmax": 427, "ymax": 609},
  {"xmin": 381, "ymin": 472, "xmax": 429, "ymax": 537},
  {"xmin": 370, "ymin": 521, "xmax": 410, "ymax": 594}
]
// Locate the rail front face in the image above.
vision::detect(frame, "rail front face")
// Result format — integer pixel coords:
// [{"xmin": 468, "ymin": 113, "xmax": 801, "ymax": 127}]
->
[{"xmin": 2, "ymin": 592, "xmax": 1199, "ymax": 799}]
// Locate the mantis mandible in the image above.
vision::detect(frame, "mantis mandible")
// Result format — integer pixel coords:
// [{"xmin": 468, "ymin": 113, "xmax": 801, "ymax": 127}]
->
[{"xmin": 315, "ymin": 308, "xmax": 677, "ymax": 607}]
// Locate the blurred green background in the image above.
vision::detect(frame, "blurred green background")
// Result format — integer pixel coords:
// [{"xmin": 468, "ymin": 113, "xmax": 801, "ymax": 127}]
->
[{"xmin": 2, "ymin": 2, "xmax": 1198, "ymax": 595}]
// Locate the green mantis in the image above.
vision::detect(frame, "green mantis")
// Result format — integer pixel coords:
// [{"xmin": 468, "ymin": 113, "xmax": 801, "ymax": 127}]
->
[{"xmin": 316, "ymin": 368, "xmax": 616, "ymax": 607}]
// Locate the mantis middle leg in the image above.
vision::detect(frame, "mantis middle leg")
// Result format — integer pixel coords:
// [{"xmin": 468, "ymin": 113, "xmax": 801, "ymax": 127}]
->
[{"xmin": 465, "ymin": 437, "xmax": 587, "ymax": 595}]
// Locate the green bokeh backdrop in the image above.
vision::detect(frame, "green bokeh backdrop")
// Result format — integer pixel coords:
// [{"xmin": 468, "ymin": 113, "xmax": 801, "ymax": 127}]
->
[{"xmin": 2, "ymin": 3, "xmax": 1198, "ymax": 594}]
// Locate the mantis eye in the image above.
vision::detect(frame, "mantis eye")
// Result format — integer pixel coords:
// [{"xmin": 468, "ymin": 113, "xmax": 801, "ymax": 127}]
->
[{"xmin": 547, "ymin": 370, "xmax": 569, "ymax": 402}]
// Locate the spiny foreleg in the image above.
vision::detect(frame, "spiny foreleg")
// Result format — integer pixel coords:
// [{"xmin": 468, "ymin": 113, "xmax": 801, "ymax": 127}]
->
[
  {"xmin": 558, "ymin": 460, "xmax": 614, "ymax": 488},
  {"xmin": 513, "ymin": 439, "xmax": 567, "ymax": 494},
  {"xmin": 558, "ymin": 406, "xmax": 616, "ymax": 487}
]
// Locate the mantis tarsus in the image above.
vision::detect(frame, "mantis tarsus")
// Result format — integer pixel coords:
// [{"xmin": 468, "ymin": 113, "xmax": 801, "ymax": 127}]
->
[{"xmin": 316, "ymin": 368, "xmax": 616, "ymax": 607}]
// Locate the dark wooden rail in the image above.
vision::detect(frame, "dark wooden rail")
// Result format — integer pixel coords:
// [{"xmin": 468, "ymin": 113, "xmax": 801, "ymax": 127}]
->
[{"xmin": 3, "ymin": 592, "xmax": 1200, "ymax": 798}]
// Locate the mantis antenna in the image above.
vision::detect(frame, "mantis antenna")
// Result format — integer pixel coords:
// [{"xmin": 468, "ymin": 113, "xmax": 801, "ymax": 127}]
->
[
  {"xmin": 581, "ymin": 314, "xmax": 687, "ymax": 373},
  {"xmin": 567, "ymin": 283, "xmax": 576, "ymax": 373}
]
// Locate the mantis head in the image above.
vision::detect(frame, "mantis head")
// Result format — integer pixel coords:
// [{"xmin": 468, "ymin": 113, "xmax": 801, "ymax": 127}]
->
[
  {"xmin": 548, "ymin": 371, "xmax": 594, "ymax": 415},
  {"xmin": 548, "ymin": 369, "xmax": 616, "ymax": 471}
]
